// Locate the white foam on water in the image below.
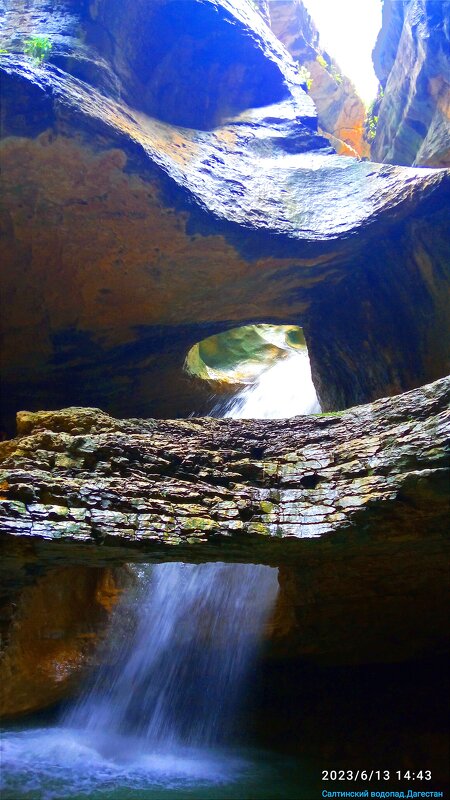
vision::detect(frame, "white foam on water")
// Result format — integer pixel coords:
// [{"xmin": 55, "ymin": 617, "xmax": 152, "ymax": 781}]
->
[
  {"xmin": 0, "ymin": 726, "xmax": 247, "ymax": 799},
  {"xmin": 1, "ymin": 563, "xmax": 278, "ymax": 799}
]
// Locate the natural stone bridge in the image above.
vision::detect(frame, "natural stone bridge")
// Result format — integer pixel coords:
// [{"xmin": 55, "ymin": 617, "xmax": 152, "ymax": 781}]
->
[
  {"xmin": 1, "ymin": 376, "xmax": 448, "ymax": 562},
  {"xmin": 0, "ymin": 2, "xmax": 449, "ymax": 779},
  {"xmin": 1, "ymin": 377, "xmax": 448, "ymax": 717}
]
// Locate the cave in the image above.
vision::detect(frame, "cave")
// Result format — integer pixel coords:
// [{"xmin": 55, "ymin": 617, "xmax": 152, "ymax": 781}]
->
[
  {"xmin": 1, "ymin": 523, "xmax": 448, "ymax": 795},
  {"xmin": 0, "ymin": 0, "xmax": 449, "ymax": 798},
  {"xmin": 184, "ymin": 323, "xmax": 320, "ymax": 417}
]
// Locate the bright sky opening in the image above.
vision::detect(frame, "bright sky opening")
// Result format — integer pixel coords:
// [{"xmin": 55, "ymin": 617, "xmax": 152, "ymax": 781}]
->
[{"xmin": 302, "ymin": 0, "xmax": 383, "ymax": 105}]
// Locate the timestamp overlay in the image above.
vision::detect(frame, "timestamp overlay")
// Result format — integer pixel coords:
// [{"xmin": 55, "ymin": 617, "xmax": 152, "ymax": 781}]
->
[{"xmin": 320, "ymin": 768, "xmax": 448, "ymax": 800}]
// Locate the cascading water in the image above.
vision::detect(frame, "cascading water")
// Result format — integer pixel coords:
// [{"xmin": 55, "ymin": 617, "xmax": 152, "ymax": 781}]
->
[
  {"xmin": 211, "ymin": 349, "xmax": 321, "ymax": 419},
  {"xmin": 66, "ymin": 562, "xmax": 278, "ymax": 754},
  {"xmin": 1, "ymin": 564, "xmax": 288, "ymax": 799},
  {"xmin": 1, "ymin": 341, "xmax": 321, "ymax": 800}
]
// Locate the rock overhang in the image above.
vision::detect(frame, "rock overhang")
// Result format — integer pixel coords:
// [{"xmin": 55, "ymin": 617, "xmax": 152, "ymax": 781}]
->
[
  {"xmin": 0, "ymin": 377, "xmax": 448, "ymax": 682},
  {"xmin": 1, "ymin": 0, "xmax": 449, "ymax": 427}
]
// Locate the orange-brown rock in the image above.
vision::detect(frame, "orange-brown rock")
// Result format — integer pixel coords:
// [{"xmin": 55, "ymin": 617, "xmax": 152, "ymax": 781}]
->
[
  {"xmin": 0, "ymin": 565, "xmax": 125, "ymax": 717},
  {"xmin": 0, "ymin": 0, "xmax": 449, "ymax": 431},
  {"xmin": 268, "ymin": 0, "xmax": 370, "ymax": 158}
]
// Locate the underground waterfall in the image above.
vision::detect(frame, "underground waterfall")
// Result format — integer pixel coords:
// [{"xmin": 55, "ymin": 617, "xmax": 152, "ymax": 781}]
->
[
  {"xmin": 1, "ymin": 566, "xmax": 289, "ymax": 798},
  {"xmin": 212, "ymin": 350, "xmax": 320, "ymax": 418},
  {"xmin": 1, "ymin": 0, "xmax": 449, "ymax": 793},
  {"xmin": 66, "ymin": 562, "xmax": 278, "ymax": 752},
  {"xmin": 0, "ymin": 339, "xmax": 322, "ymax": 799}
]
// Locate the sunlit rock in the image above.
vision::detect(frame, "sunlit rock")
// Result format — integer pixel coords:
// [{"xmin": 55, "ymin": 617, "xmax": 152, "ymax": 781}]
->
[
  {"xmin": 185, "ymin": 324, "xmax": 305, "ymax": 386},
  {"xmin": 267, "ymin": 0, "xmax": 370, "ymax": 157}
]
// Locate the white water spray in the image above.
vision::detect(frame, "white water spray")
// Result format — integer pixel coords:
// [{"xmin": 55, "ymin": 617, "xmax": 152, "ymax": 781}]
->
[
  {"xmin": 212, "ymin": 349, "xmax": 321, "ymax": 419},
  {"xmin": 66, "ymin": 563, "xmax": 278, "ymax": 756},
  {"xmin": 1, "ymin": 564, "xmax": 278, "ymax": 798}
]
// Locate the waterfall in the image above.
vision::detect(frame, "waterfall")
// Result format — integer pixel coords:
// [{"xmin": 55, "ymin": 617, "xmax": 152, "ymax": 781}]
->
[
  {"xmin": 1, "ymin": 564, "xmax": 284, "ymax": 798},
  {"xmin": 211, "ymin": 350, "xmax": 321, "ymax": 419},
  {"xmin": 65, "ymin": 563, "xmax": 278, "ymax": 758}
]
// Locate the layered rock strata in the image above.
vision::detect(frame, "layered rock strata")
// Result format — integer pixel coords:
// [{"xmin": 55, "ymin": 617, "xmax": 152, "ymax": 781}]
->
[
  {"xmin": 0, "ymin": 377, "xmax": 448, "ymax": 711},
  {"xmin": 1, "ymin": 377, "xmax": 448, "ymax": 557}
]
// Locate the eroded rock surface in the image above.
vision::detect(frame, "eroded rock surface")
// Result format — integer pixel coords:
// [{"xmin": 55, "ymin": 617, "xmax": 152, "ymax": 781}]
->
[
  {"xmin": 0, "ymin": 379, "xmax": 448, "ymax": 712},
  {"xmin": 372, "ymin": 0, "xmax": 450, "ymax": 166},
  {"xmin": 0, "ymin": 0, "xmax": 449, "ymax": 429},
  {"xmin": 1, "ymin": 378, "xmax": 448, "ymax": 638},
  {"xmin": 0, "ymin": 565, "xmax": 125, "ymax": 717},
  {"xmin": 0, "ymin": 377, "xmax": 448, "ymax": 558}
]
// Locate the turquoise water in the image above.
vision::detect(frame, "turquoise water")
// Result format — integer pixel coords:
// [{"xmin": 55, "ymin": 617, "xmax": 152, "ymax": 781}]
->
[{"xmin": 0, "ymin": 725, "xmax": 318, "ymax": 799}]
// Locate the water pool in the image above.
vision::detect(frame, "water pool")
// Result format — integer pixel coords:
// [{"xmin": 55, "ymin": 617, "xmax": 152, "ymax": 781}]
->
[{"xmin": 0, "ymin": 725, "xmax": 318, "ymax": 799}]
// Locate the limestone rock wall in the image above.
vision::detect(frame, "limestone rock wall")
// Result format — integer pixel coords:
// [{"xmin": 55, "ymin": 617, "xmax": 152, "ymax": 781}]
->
[
  {"xmin": 372, "ymin": 0, "xmax": 450, "ymax": 166},
  {"xmin": 0, "ymin": 378, "xmax": 448, "ymax": 715},
  {"xmin": 0, "ymin": 565, "xmax": 126, "ymax": 716},
  {"xmin": 268, "ymin": 0, "xmax": 370, "ymax": 157},
  {"xmin": 0, "ymin": 377, "xmax": 448, "ymax": 556},
  {"xmin": 0, "ymin": 0, "xmax": 449, "ymax": 429}
]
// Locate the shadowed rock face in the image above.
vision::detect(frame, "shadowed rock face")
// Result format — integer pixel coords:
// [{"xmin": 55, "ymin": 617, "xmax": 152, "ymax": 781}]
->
[
  {"xmin": 0, "ymin": 0, "xmax": 449, "ymax": 431},
  {"xmin": 372, "ymin": 0, "xmax": 450, "ymax": 166},
  {"xmin": 87, "ymin": 0, "xmax": 292, "ymax": 129},
  {"xmin": 0, "ymin": 565, "xmax": 126, "ymax": 717}
]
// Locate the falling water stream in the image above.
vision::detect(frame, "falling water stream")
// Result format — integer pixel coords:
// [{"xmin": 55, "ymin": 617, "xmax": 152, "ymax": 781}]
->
[
  {"xmin": 212, "ymin": 349, "xmax": 321, "ymax": 418},
  {"xmin": 1, "ymin": 352, "xmax": 320, "ymax": 800},
  {"xmin": 66, "ymin": 563, "xmax": 278, "ymax": 754}
]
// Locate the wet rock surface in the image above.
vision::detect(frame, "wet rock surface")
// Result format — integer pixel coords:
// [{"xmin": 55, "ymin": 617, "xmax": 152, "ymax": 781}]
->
[
  {"xmin": 0, "ymin": 0, "xmax": 449, "ymax": 767},
  {"xmin": 0, "ymin": 565, "xmax": 126, "ymax": 717},
  {"xmin": 372, "ymin": 0, "xmax": 450, "ymax": 166},
  {"xmin": 1, "ymin": 0, "xmax": 449, "ymax": 429}
]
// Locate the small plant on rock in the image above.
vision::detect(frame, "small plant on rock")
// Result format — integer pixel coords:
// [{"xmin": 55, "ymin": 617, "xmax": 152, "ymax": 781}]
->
[
  {"xmin": 297, "ymin": 63, "xmax": 313, "ymax": 92},
  {"xmin": 364, "ymin": 105, "xmax": 378, "ymax": 142},
  {"xmin": 330, "ymin": 64, "xmax": 343, "ymax": 85},
  {"xmin": 316, "ymin": 54, "xmax": 343, "ymax": 85},
  {"xmin": 24, "ymin": 36, "xmax": 52, "ymax": 64},
  {"xmin": 364, "ymin": 86, "xmax": 384, "ymax": 143}
]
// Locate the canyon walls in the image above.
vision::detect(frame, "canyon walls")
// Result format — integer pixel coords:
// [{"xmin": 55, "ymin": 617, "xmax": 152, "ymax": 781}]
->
[
  {"xmin": 268, "ymin": 0, "xmax": 370, "ymax": 157},
  {"xmin": 372, "ymin": 0, "xmax": 450, "ymax": 166},
  {"xmin": 1, "ymin": 0, "xmax": 449, "ymax": 431},
  {"xmin": 0, "ymin": 2, "xmax": 449, "ymax": 765}
]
